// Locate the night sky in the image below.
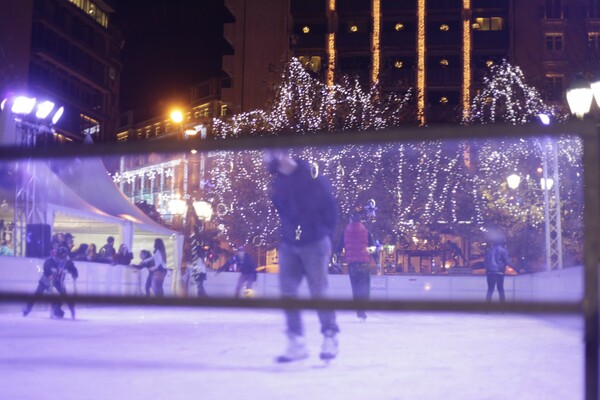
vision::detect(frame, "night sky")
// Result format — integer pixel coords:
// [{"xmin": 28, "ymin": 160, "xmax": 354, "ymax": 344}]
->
[{"xmin": 111, "ymin": 0, "xmax": 226, "ymax": 121}]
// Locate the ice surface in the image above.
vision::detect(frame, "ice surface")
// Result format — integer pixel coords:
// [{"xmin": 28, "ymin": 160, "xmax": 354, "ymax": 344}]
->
[{"xmin": 0, "ymin": 306, "xmax": 583, "ymax": 400}]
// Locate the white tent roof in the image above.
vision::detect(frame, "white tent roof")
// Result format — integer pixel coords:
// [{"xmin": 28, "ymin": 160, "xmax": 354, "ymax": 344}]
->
[
  {"xmin": 30, "ymin": 161, "xmax": 123, "ymax": 226},
  {"xmin": 53, "ymin": 154, "xmax": 174, "ymax": 236}
]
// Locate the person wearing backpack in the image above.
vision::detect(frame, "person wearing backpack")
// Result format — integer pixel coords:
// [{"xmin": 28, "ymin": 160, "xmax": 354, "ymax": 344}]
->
[{"xmin": 484, "ymin": 240, "xmax": 511, "ymax": 303}]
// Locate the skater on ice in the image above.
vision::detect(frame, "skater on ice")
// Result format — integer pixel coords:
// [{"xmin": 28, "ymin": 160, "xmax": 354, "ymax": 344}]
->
[
  {"xmin": 484, "ymin": 232, "xmax": 511, "ymax": 304},
  {"xmin": 23, "ymin": 246, "xmax": 79, "ymax": 319},
  {"xmin": 217, "ymin": 245, "xmax": 257, "ymax": 298},
  {"xmin": 336, "ymin": 208, "xmax": 376, "ymax": 321},
  {"xmin": 264, "ymin": 149, "xmax": 339, "ymax": 363}
]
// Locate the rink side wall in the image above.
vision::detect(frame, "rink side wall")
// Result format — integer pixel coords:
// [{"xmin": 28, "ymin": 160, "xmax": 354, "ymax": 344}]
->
[{"xmin": 0, "ymin": 257, "xmax": 583, "ymax": 311}]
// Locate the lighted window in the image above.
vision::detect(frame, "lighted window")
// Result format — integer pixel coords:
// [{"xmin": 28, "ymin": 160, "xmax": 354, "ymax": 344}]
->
[
  {"xmin": 395, "ymin": 23, "xmax": 405, "ymax": 31},
  {"xmin": 220, "ymin": 105, "xmax": 228, "ymax": 117},
  {"xmin": 68, "ymin": 0, "xmax": 108, "ymax": 28},
  {"xmin": 589, "ymin": 32, "xmax": 600, "ymax": 49},
  {"xmin": 490, "ymin": 17, "xmax": 503, "ymax": 30},
  {"xmin": 394, "ymin": 60, "xmax": 403, "ymax": 69},
  {"xmin": 545, "ymin": 33, "xmax": 563, "ymax": 51},
  {"xmin": 440, "ymin": 24, "xmax": 449, "ymax": 31},
  {"xmin": 299, "ymin": 56, "xmax": 322, "ymax": 73},
  {"xmin": 439, "ymin": 59, "xmax": 449, "ymax": 67},
  {"xmin": 473, "ymin": 17, "xmax": 503, "ymax": 31},
  {"xmin": 439, "ymin": 97, "xmax": 448, "ymax": 105},
  {"xmin": 302, "ymin": 26, "xmax": 310, "ymax": 34}
]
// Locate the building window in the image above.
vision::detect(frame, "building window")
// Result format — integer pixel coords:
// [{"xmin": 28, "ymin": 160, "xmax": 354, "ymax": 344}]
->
[
  {"xmin": 545, "ymin": 33, "xmax": 563, "ymax": 51},
  {"xmin": 544, "ymin": 75, "xmax": 564, "ymax": 101},
  {"xmin": 591, "ymin": 0, "xmax": 600, "ymax": 18},
  {"xmin": 545, "ymin": 0, "xmax": 563, "ymax": 19},
  {"xmin": 473, "ymin": 17, "xmax": 503, "ymax": 31},
  {"xmin": 80, "ymin": 114, "xmax": 100, "ymax": 136},
  {"xmin": 299, "ymin": 56, "xmax": 322, "ymax": 73},
  {"xmin": 220, "ymin": 105, "xmax": 228, "ymax": 117},
  {"xmin": 589, "ymin": 32, "xmax": 600, "ymax": 49},
  {"xmin": 67, "ymin": 0, "xmax": 109, "ymax": 28}
]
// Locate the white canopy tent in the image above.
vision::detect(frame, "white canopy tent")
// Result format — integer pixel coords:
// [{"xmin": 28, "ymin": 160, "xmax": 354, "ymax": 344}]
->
[{"xmin": 0, "ymin": 108, "xmax": 183, "ymax": 285}]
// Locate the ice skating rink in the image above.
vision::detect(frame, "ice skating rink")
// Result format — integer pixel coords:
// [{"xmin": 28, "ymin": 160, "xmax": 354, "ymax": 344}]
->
[{"xmin": 0, "ymin": 305, "xmax": 583, "ymax": 400}]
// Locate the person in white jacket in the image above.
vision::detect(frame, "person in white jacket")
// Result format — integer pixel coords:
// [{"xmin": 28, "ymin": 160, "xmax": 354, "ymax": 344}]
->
[{"xmin": 132, "ymin": 238, "xmax": 168, "ymax": 297}]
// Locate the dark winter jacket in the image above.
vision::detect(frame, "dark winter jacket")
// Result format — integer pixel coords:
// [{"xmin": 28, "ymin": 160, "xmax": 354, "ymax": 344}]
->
[
  {"xmin": 271, "ymin": 159, "xmax": 338, "ymax": 245},
  {"xmin": 338, "ymin": 222, "xmax": 374, "ymax": 263},
  {"xmin": 220, "ymin": 253, "xmax": 258, "ymax": 278},
  {"xmin": 484, "ymin": 244, "xmax": 510, "ymax": 274},
  {"xmin": 41, "ymin": 256, "xmax": 78, "ymax": 286}
]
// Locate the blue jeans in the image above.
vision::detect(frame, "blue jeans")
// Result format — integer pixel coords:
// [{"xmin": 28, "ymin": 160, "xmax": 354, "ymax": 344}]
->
[
  {"xmin": 278, "ymin": 236, "xmax": 339, "ymax": 336},
  {"xmin": 348, "ymin": 262, "xmax": 371, "ymax": 318}
]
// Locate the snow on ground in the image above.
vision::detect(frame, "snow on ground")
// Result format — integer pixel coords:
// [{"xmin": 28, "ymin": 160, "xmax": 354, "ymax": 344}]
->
[{"xmin": 0, "ymin": 305, "xmax": 583, "ymax": 400}]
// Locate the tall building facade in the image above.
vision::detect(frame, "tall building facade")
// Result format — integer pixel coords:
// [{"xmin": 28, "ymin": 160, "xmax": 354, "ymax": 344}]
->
[
  {"xmin": 221, "ymin": 0, "xmax": 600, "ymax": 123},
  {"xmin": 221, "ymin": 0, "xmax": 290, "ymax": 114},
  {"xmin": 0, "ymin": 0, "xmax": 122, "ymax": 142},
  {"xmin": 514, "ymin": 0, "xmax": 600, "ymax": 106}
]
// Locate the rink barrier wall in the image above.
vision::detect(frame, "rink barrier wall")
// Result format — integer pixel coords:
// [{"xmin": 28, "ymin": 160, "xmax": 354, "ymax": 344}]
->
[
  {"xmin": 0, "ymin": 257, "xmax": 173, "ymax": 311},
  {"xmin": 0, "ymin": 256, "xmax": 582, "ymax": 311}
]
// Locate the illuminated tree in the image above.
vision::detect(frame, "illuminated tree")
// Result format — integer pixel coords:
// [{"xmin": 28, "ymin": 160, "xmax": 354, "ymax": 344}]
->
[
  {"xmin": 203, "ymin": 58, "xmax": 582, "ymax": 272},
  {"xmin": 465, "ymin": 60, "xmax": 580, "ymax": 270}
]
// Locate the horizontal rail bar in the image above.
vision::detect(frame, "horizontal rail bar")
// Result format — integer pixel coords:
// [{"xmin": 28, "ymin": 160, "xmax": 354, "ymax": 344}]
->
[
  {"xmin": 0, "ymin": 291, "xmax": 582, "ymax": 315},
  {"xmin": 0, "ymin": 120, "xmax": 593, "ymax": 160}
]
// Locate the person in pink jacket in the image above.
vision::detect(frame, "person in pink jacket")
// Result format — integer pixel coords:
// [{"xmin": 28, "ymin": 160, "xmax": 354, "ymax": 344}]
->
[{"xmin": 336, "ymin": 210, "xmax": 376, "ymax": 321}]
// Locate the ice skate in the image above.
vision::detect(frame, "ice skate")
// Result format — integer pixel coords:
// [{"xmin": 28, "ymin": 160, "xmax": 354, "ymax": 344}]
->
[
  {"xmin": 275, "ymin": 334, "xmax": 308, "ymax": 363},
  {"xmin": 22, "ymin": 307, "xmax": 31, "ymax": 317},
  {"xmin": 319, "ymin": 332, "xmax": 338, "ymax": 361},
  {"xmin": 51, "ymin": 308, "xmax": 65, "ymax": 319},
  {"xmin": 357, "ymin": 311, "xmax": 367, "ymax": 322}
]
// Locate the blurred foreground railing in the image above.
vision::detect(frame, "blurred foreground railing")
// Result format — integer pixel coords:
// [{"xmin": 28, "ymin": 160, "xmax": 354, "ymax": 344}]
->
[{"xmin": 0, "ymin": 121, "xmax": 597, "ymax": 400}]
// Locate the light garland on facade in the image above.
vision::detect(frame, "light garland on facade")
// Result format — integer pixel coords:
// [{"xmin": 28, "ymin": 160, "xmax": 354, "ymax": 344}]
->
[
  {"xmin": 417, "ymin": 0, "xmax": 426, "ymax": 125},
  {"xmin": 372, "ymin": 0, "xmax": 381, "ymax": 84},
  {"xmin": 462, "ymin": 0, "xmax": 472, "ymax": 120}
]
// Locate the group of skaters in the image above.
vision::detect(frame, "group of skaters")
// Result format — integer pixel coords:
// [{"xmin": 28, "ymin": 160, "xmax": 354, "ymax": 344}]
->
[
  {"xmin": 20, "ymin": 149, "xmax": 512, "ymax": 366},
  {"xmin": 22, "ymin": 236, "xmax": 169, "ymax": 318}
]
